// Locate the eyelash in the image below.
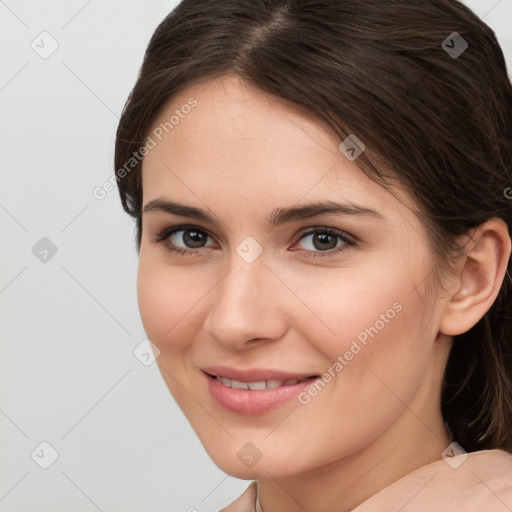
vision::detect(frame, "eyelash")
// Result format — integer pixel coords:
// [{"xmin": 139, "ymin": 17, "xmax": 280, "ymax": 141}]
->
[{"xmin": 153, "ymin": 224, "xmax": 357, "ymax": 259}]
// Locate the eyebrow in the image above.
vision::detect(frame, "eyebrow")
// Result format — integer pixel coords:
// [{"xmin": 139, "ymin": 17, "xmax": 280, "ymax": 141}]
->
[{"xmin": 142, "ymin": 198, "xmax": 385, "ymax": 226}]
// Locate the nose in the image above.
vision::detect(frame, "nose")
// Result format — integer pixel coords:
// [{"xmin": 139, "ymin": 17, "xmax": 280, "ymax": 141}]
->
[{"xmin": 203, "ymin": 252, "xmax": 288, "ymax": 350}]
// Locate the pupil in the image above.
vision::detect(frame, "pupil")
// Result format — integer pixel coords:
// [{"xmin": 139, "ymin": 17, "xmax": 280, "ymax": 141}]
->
[
  {"xmin": 313, "ymin": 233, "xmax": 337, "ymax": 251},
  {"xmin": 184, "ymin": 230, "xmax": 205, "ymax": 248}
]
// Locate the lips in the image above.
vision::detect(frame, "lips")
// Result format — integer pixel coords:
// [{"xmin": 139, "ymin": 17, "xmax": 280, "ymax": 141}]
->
[
  {"xmin": 202, "ymin": 365, "xmax": 320, "ymax": 415},
  {"xmin": 202, "ymin": 372, "xmax": 315, "ymax": 416}
]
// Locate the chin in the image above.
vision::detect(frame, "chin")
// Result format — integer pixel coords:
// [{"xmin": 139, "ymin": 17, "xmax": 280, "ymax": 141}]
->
[{"xmin": 203, "ymin": 440, "xmax": 302, "ymax": 480}]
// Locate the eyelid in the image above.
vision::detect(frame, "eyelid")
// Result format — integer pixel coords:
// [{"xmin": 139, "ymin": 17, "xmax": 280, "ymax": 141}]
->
[
  {"xmin": 295, "ymin": 226, "xmax": 357, "ymax": 244},
  {"xmin": 289, "ymin": 226, "xmax": 357, "ymax": 258},
  {"xmin": 154, "ymin": 223, "xmax": 357, "ymax": 257},
  {"xmin": 155, "ymin": 224, "xmax": 356, "ymax": 242},
  {"xmin": 154, "ymin": 223, "xmax": 217, "ymax": 245}
]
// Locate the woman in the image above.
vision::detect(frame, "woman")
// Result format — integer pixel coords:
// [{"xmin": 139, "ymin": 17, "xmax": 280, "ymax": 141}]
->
[{"xmin": 114, "ymin": 0, "xmax": 512, "ymax": 510}]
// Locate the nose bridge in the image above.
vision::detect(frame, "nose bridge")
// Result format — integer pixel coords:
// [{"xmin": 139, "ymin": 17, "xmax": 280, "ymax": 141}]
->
[
  {"xmin": 216, "ymin": 252, "xmax": 270, "ymax": 321},
  {"xmin": 204, "ymin": 248, "xmax": 286, "ymax": 347}
]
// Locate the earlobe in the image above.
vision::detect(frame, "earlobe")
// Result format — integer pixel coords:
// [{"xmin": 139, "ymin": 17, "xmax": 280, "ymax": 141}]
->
[{"xmin": 439, "ymin": 218, "xmax": 511, "ymax": 336}]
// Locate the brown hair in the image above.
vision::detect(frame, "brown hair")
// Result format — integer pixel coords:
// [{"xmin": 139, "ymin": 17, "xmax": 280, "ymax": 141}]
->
[{"xmin": 115, "ymin": 0, "xmax": 512, "ymax": 452}]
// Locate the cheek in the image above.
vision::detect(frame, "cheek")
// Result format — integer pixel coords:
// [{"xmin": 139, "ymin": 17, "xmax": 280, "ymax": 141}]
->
[
  {"xmin": 289, "ymin": 264, "xmax": 419, "ymax": 355},
  {"xmin": 256, "ymin": 275, "xmax": 436, "ymax": 472},
  {"xmin": 136, "ymin": 252, "xmax": 203, "ymax": 351},
  {"xmin": 296, "ymin": 266, "xmax": 434, "ymax": 414},
  {"xmin": 136, "ymin": 253, "xmax": 207, "ymax": 410}
]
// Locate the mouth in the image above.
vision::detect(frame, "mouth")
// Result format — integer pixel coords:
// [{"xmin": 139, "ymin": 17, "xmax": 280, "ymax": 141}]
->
[{"xmin": 201, "ymin": 366, "xmax": 320, "ymax": 415}]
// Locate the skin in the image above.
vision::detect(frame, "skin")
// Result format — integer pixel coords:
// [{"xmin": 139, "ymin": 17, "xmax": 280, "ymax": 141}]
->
[{"xmin": 137, "ymin": 74, "xmax": 511, "ymax": 512}]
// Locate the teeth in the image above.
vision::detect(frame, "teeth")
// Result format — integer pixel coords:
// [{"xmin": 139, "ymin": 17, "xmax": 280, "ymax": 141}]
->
[
  {"xmin": 215, "ymin": 376, "xmax": 310, "ymax": 389},
  {"xmin": 248, "ymin": 381, "xmax": 266, "ymax": 390},
  {"xmin": 219, "ymin": 377, "xmax": 232, "ymax": 387}
]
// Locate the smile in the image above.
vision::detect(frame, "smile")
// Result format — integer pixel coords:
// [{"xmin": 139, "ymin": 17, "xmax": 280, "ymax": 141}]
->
[{"xmin": 202, "ymin": 368, "xmax": 320, "ymax": 415}]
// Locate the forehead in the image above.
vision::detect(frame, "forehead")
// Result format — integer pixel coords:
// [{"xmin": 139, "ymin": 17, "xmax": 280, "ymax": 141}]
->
[{"xmin": 141, "ymin": 75, "xmax": 413, "ymax": 223}]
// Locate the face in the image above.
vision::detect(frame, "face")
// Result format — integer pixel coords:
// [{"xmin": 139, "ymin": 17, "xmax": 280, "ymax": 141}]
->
[{"xmin": 137, "ymin": 74, "xmax": 450, "ymax": 479}]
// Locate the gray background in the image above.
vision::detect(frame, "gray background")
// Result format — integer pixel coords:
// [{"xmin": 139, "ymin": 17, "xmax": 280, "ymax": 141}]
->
[{"xmin": 1, "ymin": 1, "xmax": 511, "ymax": 510}]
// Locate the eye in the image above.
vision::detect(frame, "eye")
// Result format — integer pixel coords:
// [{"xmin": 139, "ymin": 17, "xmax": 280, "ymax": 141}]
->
[
  {"xmin": 292, "ymin": 228, "xmax": 356, "ymax": 258},
  {"xmin": 154, "ymin": 224, "xmax": 357, "ymax": 258},
  {"xmin": 154, "ymin": 224, "xmax": 216, "ymax": 255}
]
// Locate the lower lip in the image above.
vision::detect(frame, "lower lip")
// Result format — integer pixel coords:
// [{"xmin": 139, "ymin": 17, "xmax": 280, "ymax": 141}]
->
[{"xmin": 203, "ymin": 372, "xmax": 317, "ymax": 416}]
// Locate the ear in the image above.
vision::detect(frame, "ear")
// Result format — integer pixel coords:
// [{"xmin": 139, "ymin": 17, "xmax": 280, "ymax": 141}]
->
[{"xmin": 439, "ymin": 218, "xmax": 511, "ymax": 336}]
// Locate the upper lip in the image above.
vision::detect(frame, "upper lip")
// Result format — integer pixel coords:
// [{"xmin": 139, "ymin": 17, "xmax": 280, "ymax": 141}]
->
[{"xmin": 202, "ymin": 365, "xmax": 318, "ymax": 382}]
